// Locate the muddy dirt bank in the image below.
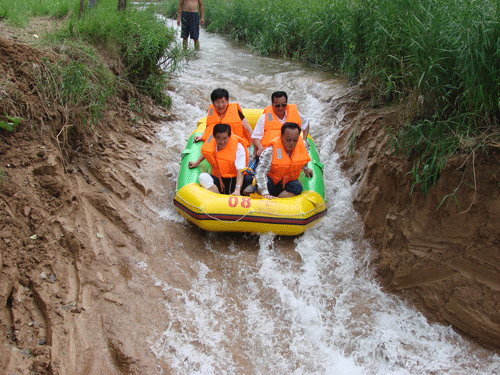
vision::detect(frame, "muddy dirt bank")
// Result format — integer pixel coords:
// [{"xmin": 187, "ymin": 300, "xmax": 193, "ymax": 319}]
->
[
  {"xmin": 333, "ymin": 88, "xmax": 500, "ymax": 349},
  {"xmin": 0, "ymin": 32, "xmax": 195, "ymax": 373}
]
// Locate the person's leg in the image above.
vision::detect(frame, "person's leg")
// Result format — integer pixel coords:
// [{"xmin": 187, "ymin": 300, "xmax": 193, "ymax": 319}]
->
[
  {"xmin": 211, "ymin": 175, "xmax": 224, "ymax": 194},
  {"xmin": 277, "ymin": 190, "xmax": 295, "ymax": 198},
  {"xmin": 199, "ymin": 173, "xmax": 220, "ymax": 193},
  {"xmin": 208, "ymin": 185, "xmax": 219, "ymax": 193},
  {"xmin": 223, "ymin": 177, "xmax": 243, "ymax": 195},
  {"xmin": 265, "ymin": 176, "xmax": 283, "ymax": 197},
  {"xmin": 241, "ymin": 174, "xmax": 253, "ymax": 195},
  {"xmin": 278, "ymin": 180, "xmax": 302, "ymax": 198},
  {"xmin": 180, "ymin": 12, "xmax": 190, "ymax": 50},
  {"xmin": 191, "ymin": 13, "xmax": 200, "ymax": 50}
]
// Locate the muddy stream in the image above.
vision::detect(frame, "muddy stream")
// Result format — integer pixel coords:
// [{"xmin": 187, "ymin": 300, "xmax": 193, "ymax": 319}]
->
[{"xmin": 136, "ymin": 20, "xmax": 500, "ymax": 374}]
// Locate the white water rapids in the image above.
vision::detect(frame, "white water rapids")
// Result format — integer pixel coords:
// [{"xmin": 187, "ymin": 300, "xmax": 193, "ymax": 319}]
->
[{"xmin": 141, "ymin": 19, "xmax": 500, "ymax": 374}]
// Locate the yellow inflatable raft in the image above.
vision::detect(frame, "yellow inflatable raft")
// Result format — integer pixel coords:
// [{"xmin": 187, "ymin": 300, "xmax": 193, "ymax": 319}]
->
[{"xmin": 173, "ymin": 109, "xmax": 327, "ymax": 236}]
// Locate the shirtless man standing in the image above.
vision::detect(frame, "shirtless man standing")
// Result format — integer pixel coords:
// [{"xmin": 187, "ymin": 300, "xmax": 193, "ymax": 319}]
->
[{"xmin": 177, "ymin": 0, "xmax": 205, "ymax": 50}]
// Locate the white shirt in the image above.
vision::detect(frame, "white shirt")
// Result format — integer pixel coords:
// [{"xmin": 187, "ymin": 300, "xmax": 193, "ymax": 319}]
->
[{"xmin": 251, "ymin": 110, "xmax": 309, "ymax": 140}]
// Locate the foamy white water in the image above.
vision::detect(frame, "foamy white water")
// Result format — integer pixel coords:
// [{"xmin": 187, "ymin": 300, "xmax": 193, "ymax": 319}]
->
[{"xmin": 144, "ymin": 19, "xmax": 500, "ymax": 374}]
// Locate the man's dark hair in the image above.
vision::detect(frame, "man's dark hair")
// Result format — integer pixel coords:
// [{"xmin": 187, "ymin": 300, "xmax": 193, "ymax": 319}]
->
[
  {"xmin": 213, "ymin": 123, "xmax": 232, "ymax": 137},
  {"xmin": 281, "ymin": 122, "xmax": 301, "ymax": 135},
  {"xmin": 271, "ymin": 91, "xmax": 288, "ymax": 102},
  {"xmin": 211, "ymin": 88, "xmax": 229, "ymax": 102}
]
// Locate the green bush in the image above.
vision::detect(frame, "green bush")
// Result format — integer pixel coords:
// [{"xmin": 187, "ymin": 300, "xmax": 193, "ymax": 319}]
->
[{"xmin": 63, "ymin": 0, "xmax": 182, "ymax": 106}]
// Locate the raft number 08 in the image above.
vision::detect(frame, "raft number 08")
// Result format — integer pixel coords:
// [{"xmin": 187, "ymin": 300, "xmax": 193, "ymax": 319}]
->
[{"xmin": 228, "ymin": 197, "xmax": 251, "ymax": 208}]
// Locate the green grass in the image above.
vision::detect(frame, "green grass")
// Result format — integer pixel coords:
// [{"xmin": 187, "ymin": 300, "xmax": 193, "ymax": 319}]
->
[
  {"xmin": 1, "ymin": 0, "xmax": 185, "ymax": 114},
  {"xmin": 0, "ymin": 0, "xmax": 71, "ymax": 26},
  {"xmin": 3, "ymin": 0, "xmax": 497, "ymax": 195},
  {"xmin": 0, "ymin": 170, "xmax": 7, "ymax": 183},
  {"xmin": 0, "ymin": 0, "xmax": 187, "ymax": 159},
  {"xmin": 61, "ymin": 0, "xmax": 184, "ymax": 107},
  {"xmin": 0, "ymin": 116, "xmax": 24, "ymax": 132},
  {"xmin": 34, "ymin": 41, "xmax": 117, "ymax": 127},
  {"xmin": 160, "ymin": 0, "xmax": 500, "ymax": 195}
]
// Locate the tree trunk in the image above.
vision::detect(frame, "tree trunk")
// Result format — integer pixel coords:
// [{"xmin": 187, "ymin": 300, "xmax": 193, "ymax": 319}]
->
[{"xmin": 118, "ymin": 0, "xmax": 126, "ymax": 11}]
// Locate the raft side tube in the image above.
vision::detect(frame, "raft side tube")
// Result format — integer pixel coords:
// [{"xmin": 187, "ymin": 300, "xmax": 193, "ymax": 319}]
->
[{"xmin": 174, "ymin": 183, "xmax": 327, "ymax": 235}]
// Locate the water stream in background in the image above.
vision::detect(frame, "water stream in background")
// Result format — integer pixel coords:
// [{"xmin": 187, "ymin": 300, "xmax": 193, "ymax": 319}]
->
[{"xmin": 142, "ymin": 19, "xmax": 500, "ymax": 374}]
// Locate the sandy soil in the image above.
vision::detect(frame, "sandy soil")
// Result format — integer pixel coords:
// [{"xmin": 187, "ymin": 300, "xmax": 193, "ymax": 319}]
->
[{"xmin": 1, "ymin": 16, "xmax": 499, "ymax": 375}]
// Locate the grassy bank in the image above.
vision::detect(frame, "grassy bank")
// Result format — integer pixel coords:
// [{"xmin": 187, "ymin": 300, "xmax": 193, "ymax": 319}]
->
[
  {"xmin": 0, "ymin": 0, "xmax": 72, "ymax": 25},
  {"xmin": 164, "ymin": 0, "xmax": 500, "ymax": 194},
  {"xmin": 1, "ymin": 0, "xmax": 184, "ymax": 137},
  {"xmin": 63, "ymin": 0, "xmax": 183, "ymax": 106}
]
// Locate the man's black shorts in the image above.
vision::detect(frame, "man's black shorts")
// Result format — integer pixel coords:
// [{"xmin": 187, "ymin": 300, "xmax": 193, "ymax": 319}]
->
[{"xmin": 181, "ymin": 11, "xmax": 200, "ymax": 40}]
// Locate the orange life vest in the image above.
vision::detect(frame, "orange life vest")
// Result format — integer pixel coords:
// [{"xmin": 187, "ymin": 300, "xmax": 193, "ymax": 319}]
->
[
  {"xmin": 260, "ymin": 104, "xmax": 302, "ymax": 147},
  {"xmin": 202, "ymin": 103, "xmax": 251, "ymax": 147},
  {"xmin": 201, "ymin": 134, "xmax": 249, "ymax": 178},
  {"xmin": 268, "ymin": 135, "xmax": 311, "ymax": 186}
]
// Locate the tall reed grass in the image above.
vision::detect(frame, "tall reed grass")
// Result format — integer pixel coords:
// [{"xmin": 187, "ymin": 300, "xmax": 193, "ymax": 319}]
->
[{"xmin": 163, "ymin": 0, "xmax": 500, "ymax": 194}]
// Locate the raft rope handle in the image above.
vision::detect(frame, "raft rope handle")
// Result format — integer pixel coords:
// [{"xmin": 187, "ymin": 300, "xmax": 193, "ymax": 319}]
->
[{"xmin": 175, "ymin": 193, "xmax": 326, "ymax": 223}]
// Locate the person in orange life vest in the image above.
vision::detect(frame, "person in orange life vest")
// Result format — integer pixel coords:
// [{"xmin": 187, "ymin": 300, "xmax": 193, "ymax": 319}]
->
[
  {"xmin": 189, "ymin": 123, "xmax": 253, "ymax": 195},
  {"xmin": 255, "ymin": 122, "xmax": 313, "ymax": 199},
  {"xmin": 251, "ymin": 91, "xmax": 310, "ymax": 158},
  {"xmin": 194, "ymin": 88, "xmax": 253, "ymax": 147}
]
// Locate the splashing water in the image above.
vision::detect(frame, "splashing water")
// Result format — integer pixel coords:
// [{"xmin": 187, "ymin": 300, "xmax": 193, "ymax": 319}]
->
[{"xmin": 144, "ymin": 19, "xmax": 500, "ymax": 374}]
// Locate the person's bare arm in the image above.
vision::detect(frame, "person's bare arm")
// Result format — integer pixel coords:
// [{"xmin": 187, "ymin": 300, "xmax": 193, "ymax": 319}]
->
[
  {"xmin": 188, "ymin": 154, "xmax": 205, "ymax": 169},
  {"xmin": 253, "ymin": 138, "xmax": 265, "ymax": 156},
  {"xmin": 231, "ymin": 170, "xmax": 244, "ymax": 196},
  {"xmin": 177, "ymin": 0, "xmax": 184, "ymax": 26},
  {"xmin": 195, "ymin": 126, "xmax": 210, "ymax": 142},
  {"xmin": 198, "ymin": 0, "xmax": 205, "ymax": 25},
  {"xmin": 302, "ymin": 126, "xmax": 309, "ymax": 143},
  {"xmin": 251, "ymin": 115, "xmax": 265, "ymax": 156},
  {"xmin": 242, "ymin": 118, "xmax": 253, "ymax": 137}
]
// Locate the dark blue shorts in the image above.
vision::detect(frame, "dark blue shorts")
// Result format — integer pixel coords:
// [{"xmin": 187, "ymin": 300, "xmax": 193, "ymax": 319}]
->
[
  {"xmin": 266, "ymin": 176, "xmax": 303, "ymax": 197},
  {"xmin": 181, "ymin": 11, "xmax": 200, "ymax": 40},
  {"xmin": 211, "ymin": 174, "xmax": 252, "ymax": 195}
]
